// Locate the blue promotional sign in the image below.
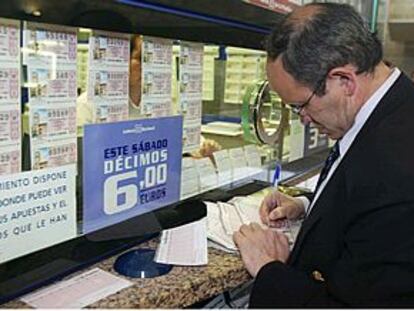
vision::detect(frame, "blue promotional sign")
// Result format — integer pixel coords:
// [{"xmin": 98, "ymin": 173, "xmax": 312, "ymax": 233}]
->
[{"xmin": 82, "ymin": 116, "xmax": 183, "ymax": 233}]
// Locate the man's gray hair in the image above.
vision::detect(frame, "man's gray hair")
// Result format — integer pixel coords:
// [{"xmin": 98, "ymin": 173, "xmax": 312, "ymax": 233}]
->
[{"xmin": 266, "ymin": 3, "xmax": 382, "ymax": 95}]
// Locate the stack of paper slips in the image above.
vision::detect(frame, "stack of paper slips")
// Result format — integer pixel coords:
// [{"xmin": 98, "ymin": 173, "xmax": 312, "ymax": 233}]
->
[
  {"xmin": 205, "ymin": 196, "xmax": 303, "ymax": 253},
  {"xmin": 155, "ymin": 218, "xmax": 208, "ymax": 266}
]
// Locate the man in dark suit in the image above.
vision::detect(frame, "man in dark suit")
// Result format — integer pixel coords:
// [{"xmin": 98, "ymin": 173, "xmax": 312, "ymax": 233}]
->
[{"xmin": 233, "ymin": 2, "xmax": 414, "ymax": 307}]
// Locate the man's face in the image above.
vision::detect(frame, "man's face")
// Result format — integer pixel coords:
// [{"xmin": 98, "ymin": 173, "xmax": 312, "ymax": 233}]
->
[{"xmin": 266, "ymin": 57, "xmax": 352, "ymax": 140}]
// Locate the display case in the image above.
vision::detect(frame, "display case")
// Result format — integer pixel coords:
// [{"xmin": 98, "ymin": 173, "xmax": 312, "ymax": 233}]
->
[{"xmin": 0, "ymin": 0, "xmax": 330, "ymax": 305}]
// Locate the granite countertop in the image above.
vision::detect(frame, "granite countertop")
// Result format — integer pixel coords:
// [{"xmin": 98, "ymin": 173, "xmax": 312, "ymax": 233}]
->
[{"xmin": 2, "ymin": 238, "xmax": 251, "ymax": 309}]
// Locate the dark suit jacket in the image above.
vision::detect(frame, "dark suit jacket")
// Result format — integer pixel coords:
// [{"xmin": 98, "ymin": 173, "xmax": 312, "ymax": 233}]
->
[{"xmin": 250, "ymin": 73, "xmax": 414, "ymax": 307}]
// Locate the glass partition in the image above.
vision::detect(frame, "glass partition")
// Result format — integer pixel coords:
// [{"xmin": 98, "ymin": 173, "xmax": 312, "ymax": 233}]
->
[{"xmin": 0, "ymin": 12, "xmax": 329, "ymax": 302}]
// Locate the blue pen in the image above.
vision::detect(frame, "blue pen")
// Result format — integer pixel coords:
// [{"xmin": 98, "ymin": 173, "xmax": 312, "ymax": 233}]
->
[
  {"xmin": 272, "ymin": 164, "xmax": 281, "ymax": 189},
  {"xmin": 270, "ymin": 163, "xmax": 293, "ymax": 242}
]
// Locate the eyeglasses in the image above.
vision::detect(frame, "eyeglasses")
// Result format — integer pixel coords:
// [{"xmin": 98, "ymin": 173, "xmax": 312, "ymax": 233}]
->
[
  {"xmin": 286, "ymin": 78, "xmax": 325, "ymax": 115},
  {"xmin": 287, "ymin": 90, "xmax": 317, "ymax": 115}
]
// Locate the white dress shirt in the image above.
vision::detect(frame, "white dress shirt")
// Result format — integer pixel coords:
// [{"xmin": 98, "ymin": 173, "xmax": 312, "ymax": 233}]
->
[{"xmin": 300, "ymin": 68, "xmax": 402, "ymax": 215}]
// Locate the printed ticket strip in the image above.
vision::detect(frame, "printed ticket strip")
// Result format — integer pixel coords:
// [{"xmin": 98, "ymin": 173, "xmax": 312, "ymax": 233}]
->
[
  {"xmin": 141, "ymin": 36, "xmax": 173, "ymax": 118},
  {"xmin": 0, "ymin": 18, "xmax": 20, "ymax": 175},
  {"xmin": 87, "ymin": 30, "xmax": 130, "ymax": 124},
  {"xmin": 23, "ymin": 22, "xmax": 78, "ymax": 170},
  {"xmin": 179, "ymin": 42, "xmax": 203, "ymax": 153}
]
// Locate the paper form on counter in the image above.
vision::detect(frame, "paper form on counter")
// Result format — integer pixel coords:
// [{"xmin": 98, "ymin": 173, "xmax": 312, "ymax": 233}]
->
[
  {"xmin": 155, "ymin": 217, "xmax": 208, "ymax": 266},
  {"xmin": 205, "ymin": 201, "xmax": 238, "ymax": 252},
  {"xmin": 228, "ymin": 196, "xmax": 263, "ymax": 224},
  {"xmin": 205, "ymin": 198, "xmax": 264, "ymax": 252},
  {"xmin": 206, "ymin": 196, "xmax": 304, "ymax": 252},
  {"xmin": 218, "ymin": 201, "xmax": 245, "ymax": 235},
  {"xmin": 21, "ymin": 268, "xmax": 133, "ymax": 309}
]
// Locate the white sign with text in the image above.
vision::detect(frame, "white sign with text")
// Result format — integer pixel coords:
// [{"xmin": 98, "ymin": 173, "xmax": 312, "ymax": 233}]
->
[{"xmin": 0, "ymin": 164, "xmax": 77, "ymax": 264}]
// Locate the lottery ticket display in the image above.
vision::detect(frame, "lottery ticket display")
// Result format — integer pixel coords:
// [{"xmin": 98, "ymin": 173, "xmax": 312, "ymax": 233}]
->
[
  {"xmin": 0, "ymin": 143, "xmax": 20, "ymax": 175},
  {"xmin": 141, "ymin": 36, "xmax": 173, "ymax": 118},
  {"xmin": 0, "ymin": 19, "xmax": 19, "ymax": 62},
  {"xmin": 178, "ymin": 42, "xmax": 203, "ymax": 153},
  {"xmin": 27, "ymin": 68, "xmax": 77, "ymax": 101},
  {"xmin": 0, "ymin": 18, "xmax": 20, "ymax": 175},
  {"xmin": 30, "ymin": 105, "xmax": 77, "ymax": 142},
  {"xmin": 0, "ymin": 105, "xmax": 20, "ymax": 145},
  {"xmin": 31, "ymin": 139, "xmax": 77, "ymax": 170},
  {"xmin": 93, "ymin": 100, "xmax": 129, "ymax": 123},
  {"xmin": 87, "ymin": 30, "xmax": 130, "ymax": 123},
  {"xmin": 24, "ymin": 22, "xmax": 78, "ymax": 170},
  {"xmin": 0, "ymin": 67, "xmax": 19, "ymax": 103}
]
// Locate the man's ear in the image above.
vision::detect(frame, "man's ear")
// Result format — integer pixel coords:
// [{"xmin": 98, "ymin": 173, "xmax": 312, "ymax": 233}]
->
[{"xmin": 327, "ymin": 66, "xmax": 357, "ymax": 96}]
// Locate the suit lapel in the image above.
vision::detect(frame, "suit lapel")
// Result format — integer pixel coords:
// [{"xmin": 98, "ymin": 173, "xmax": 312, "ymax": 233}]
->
[
  {"xmin": 288, "ymin": 170, "xmax": 339, "ymax": 263},
  {"xmin": 288, "ymin": 73, "xmax": 410, "ymax": 265}
]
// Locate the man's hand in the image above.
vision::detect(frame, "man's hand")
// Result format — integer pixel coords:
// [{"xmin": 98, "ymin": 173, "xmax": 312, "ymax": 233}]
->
[
  {"xmin": 259, "ymin": 190, "xmax": 305, "ymax": 227},
  {"xmin": 233, "ymin": 223, "xmax": 290, "ymax": 277},
  {"xmin": 191, "ymin": 139, "xmax": 222, "ymax": 159}
]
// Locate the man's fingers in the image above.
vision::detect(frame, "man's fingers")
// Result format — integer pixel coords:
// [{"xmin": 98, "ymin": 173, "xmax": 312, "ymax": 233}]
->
[
  {"xmin": 238, "ymin": 223, "xmax": 251, "ymax": 235},
  {"xmin": 273, "ymin": 231, "xmax": 290, "ymax": 262},
  {"xmin": 260, "ymin": 192, "xmax": 281, "ymax": 224},
  {"xmin": 268, "ymin": 205, "xmax": 288, "ymax": 221},
  {"xmin": 275, "ymin": 230, "xmax": 290, "ymax": 247},
  {"xmin": 233, "ymin": 231, "xmax": 243, "ymax": 246},
  {"xmin": 259, "ymin": 200, "xmax": 271, "ymax": 224},
  {"xmin": 233, "ymin": 224, "xmax": 259, "ymax": 248},
  {"xmin": 251, "ymin": 222, "xmax": 262, "ymax": 230},
  {"xmin": 269, "ymin": 218, "xmax": 288, "ymax": 229},
  {"xmin": 235, "ymin": 223, "xmax": 292, "ymax": 275},
  {"xmin": 266, "ymin": 219, "xmax": 282, "ymax": 228},
  {"xmin": 239, "ymin": 222, "xmax": 262, "ymax": 235}
]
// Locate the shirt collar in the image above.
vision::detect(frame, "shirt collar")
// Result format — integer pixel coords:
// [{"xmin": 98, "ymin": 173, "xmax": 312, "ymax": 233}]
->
[{"xmin": 338, "ymin": 68, "xmax": 401, "ymax": 157}]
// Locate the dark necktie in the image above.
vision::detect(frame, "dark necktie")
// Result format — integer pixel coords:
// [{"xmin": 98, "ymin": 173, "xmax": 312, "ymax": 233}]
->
[{"xmin": 314, "ymin": 141, "xmax": 340, "ymax": 194}]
